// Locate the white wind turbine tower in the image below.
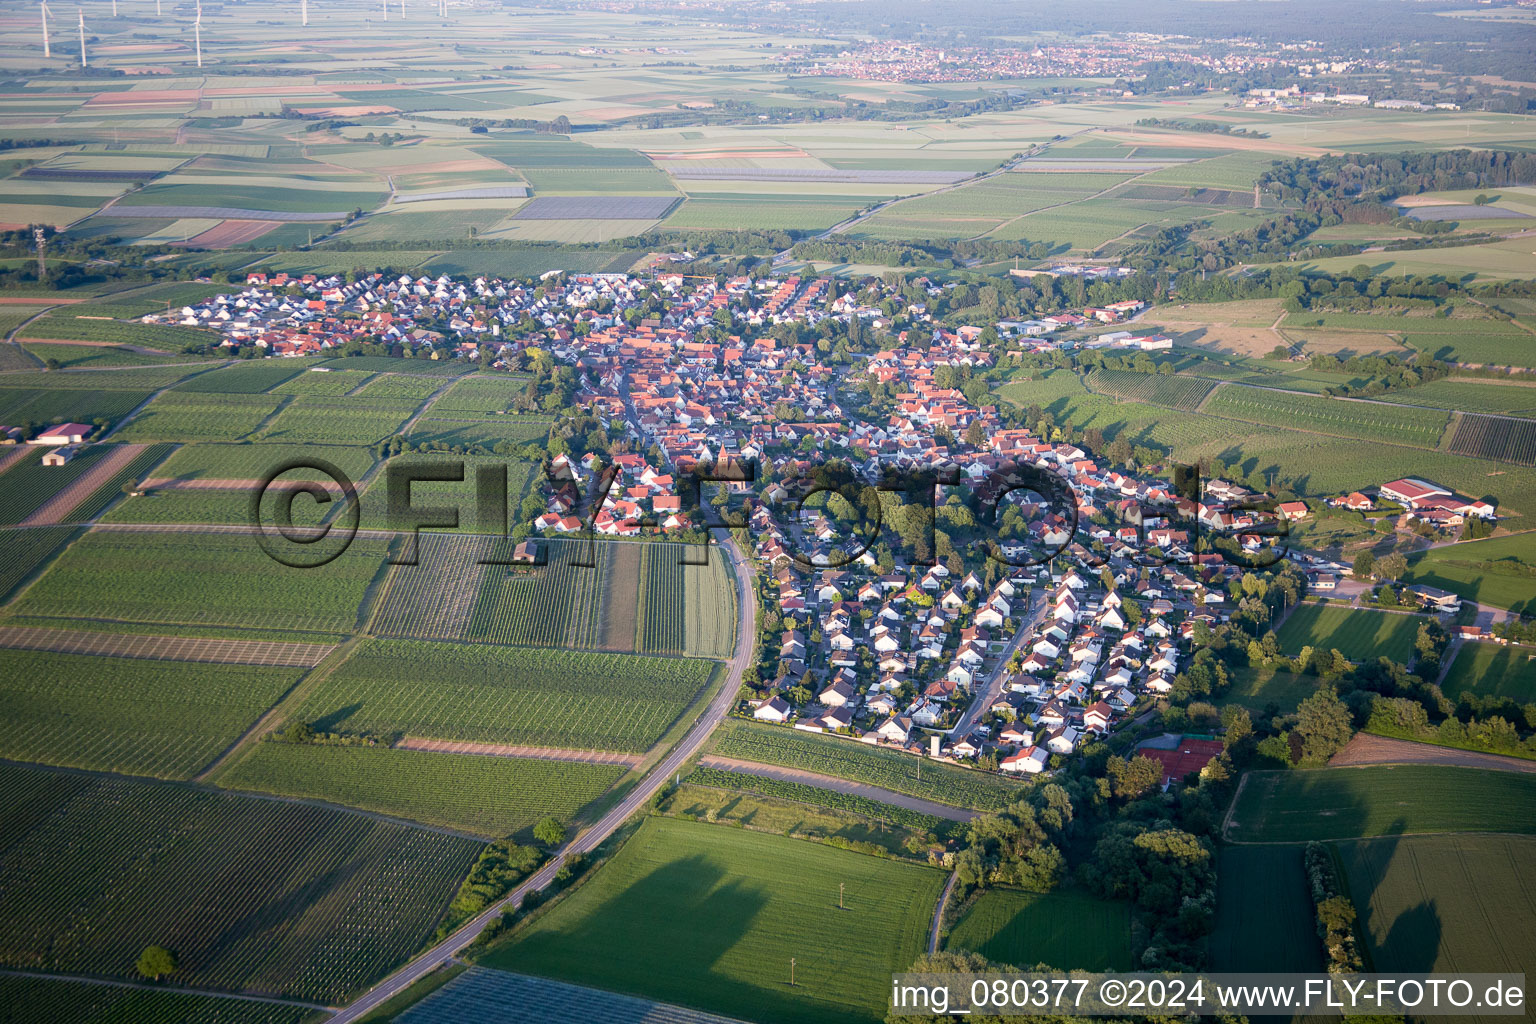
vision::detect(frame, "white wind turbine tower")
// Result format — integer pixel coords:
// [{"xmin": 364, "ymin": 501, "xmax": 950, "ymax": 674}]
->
[
  {"xmin": 301, "ymin": 0, "xmax": 307, "ymax": 27},
  {"xmin": 39, "ymin": 1, "xmax": 51, "ymax": 59},
  {"xmin": 399, "ymin": 0, "xmax": 404, "ymax": 18},
  {"xmin": 381, "ymin": 0, "xmax": 387, "ymax": 20},
  {"xmin": 193, "ymin": 0, "xmax": 202, "ymax": 67},
  {"xmin": 77, "ymin": 7, "xmax": 86, "ymax": 66},
  {"xmin": 111, "ymin": 0, "xmax": 117, "ymax": 17}
]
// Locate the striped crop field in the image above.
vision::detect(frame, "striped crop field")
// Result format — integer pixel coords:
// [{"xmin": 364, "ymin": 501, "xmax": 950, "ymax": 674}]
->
[{"xmin": 1084, "ymin": 369, "xmax": 1219, "ymax": 411}]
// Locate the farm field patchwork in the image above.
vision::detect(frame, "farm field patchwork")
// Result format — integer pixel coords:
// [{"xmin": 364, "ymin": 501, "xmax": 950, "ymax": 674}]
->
[
  {"xmin": 1226, "ymin": 765, "xmax": 1536, "ymax": 842},
  {"xmin": 221, "ymin": 743, "xmax": 625, "ymax": 839},
  {"xmin": 711, "ymin": 720, "xmax": 1025, "ymax": 811},
  {"xmin": 0, "ymin": 526, "xmax": 76, "ymax": 604},
  {"xmin": 292, "ymin": 638, "xmax": 714, "ymax": 753},
  {"xmin": 946, "ymin": 888, "xmax": 1134, "ymax": 971},
  {"xmin": 256, "ymin": 397, "xmax": 420, "ymax": 445},
  {"xmin": 0, "ymin": 648, "xmax": 304, "ymax": 779},
  {"xmin": 484, "ymin": 816, "xmax": 945, "ymax": 1024},
  {"xmin": 1274, "ymin": 603, "xmax": 1423, "ymax": 664},
  {"xmin": 0, "ymin": 761, "xmax": 479, "ymax": 1004}
]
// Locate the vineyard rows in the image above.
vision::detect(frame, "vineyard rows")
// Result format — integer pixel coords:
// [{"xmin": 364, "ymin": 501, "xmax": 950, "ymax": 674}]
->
[
  {"xmin": 59, "ymin": 443, "xmax": 176, "ymax": 524},
  {"xmin": 294, "ymin": 638, "xmax": 714, "ymax": 753},
  {"xmin": 711, "ymin": 720, "xmax": 1023, "ymax": 811},
  {"xmin": 1447, "ymin": 413, "xmax": 1536, "ymax": 466},
  {"xmin": 0, "ymin": 762, "xmax": 480, "ymax": 1004},
  {"xmin": 467, "ymin": 539, "xmax": 608, "ymax": 648},
  {"xmin": 687, "ymin": 766, "xmax": 947, "ymax": 833},
  {"xmin": 638, "ymin": 543, "xmax": 685, "ymax": 655},
  {"xmin": 0, "ymin": 525, "xmax": 74, "ymax": 603},
  {"xmin": 1203, "ymin": 383, "xmax": 1451, "ymax": 447},
  {"xmin": 0, "ymin": 386, "xmax": 154, "ymax": 428},
  {"xmin": 14, "ymin": 530, "xmax": 390, "ymax": 634},
  {"xmin": 0, "ymin": 648, "xmax": 305, "ymax": 779},
  {"xmin": 1085, "ymin": 369, "xmax": 1218, "ymax": 411},
  {"xmin": 0, "ymin": 975, "xmax": 312, "ymax": 1024},
  {"xmin": 114, "ymin": 392, "xmax": 284, "ymax": 442},
  {"xmin": 257, "ymin": 397, "xmax": 419, "ymax": 445},
  {"xmin": 224, "ymin": 743, "xmax": 626, "ymax": 839}
]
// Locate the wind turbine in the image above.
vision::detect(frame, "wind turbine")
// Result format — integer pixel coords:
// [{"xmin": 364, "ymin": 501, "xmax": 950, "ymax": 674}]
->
[
  {"xmin": 399, "ymin": 0, "xmax": 404, "ymax": 18},
  {"xmin": 193, "ymin": 0, "xmax": 202, "ymax": 67},
  {"xmin": 77, "ymin": 7, "xmax": 86, "ymax": 66},
  {"xmin": 381, "ymin": 0, "xmax": 387, "ymax": 20},
  {"xmin": 39, "ymin": 1, "xmax": 50, "ymax": 59},
  {"xmin": 111, "ymin": 0, "xmax": 116, "ymax": 17},
  {"xmin": 438, "ymin": 0, "xmax": 445, "ymax": 17},
  {"xmin": 301, "ymin": 0, "xmax": 307, "ymax": 27}
]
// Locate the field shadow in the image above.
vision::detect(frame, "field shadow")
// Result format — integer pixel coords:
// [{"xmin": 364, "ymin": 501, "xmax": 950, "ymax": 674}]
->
[
  {"xmin": 310, "ymin": 702, "xmax": 363, "ymax": 732},
  {"xmin": 1341, "ymin": 818, "xmax": 1444, "ymax": 974}
]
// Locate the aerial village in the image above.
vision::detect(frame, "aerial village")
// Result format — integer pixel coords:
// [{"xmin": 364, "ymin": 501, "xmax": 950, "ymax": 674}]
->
[{"xmin": 141, "ymin": 268, "xmax": 1501, "ymax": 782}]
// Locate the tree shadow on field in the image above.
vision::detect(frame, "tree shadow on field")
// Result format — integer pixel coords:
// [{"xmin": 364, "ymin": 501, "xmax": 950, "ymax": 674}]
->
[
  {"xmin": 1337, "ymin": 817, "xmax": 1444, "ymax": 974},
  {"xmin": 489, "ymin": 848, "xmax": 850, "ymax": 1024},
  {"xmin": 310, "ymin": 702, "xmax": 363, "ymax": 732}
]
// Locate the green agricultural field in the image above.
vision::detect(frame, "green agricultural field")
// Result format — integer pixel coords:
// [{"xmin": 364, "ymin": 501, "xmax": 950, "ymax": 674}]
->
[
  {"xmin": 684, "ymin": 766, "xmax": 947, "ymax": 834},
  {"xmin": 1385, "ymin": 380, "xmax": 1536, "ymax": 417},
  {"xmin": 18, "ymin": 316, "xmax": 216, "ymax": 350},
  {"xmin": 0, "ymin": 975, "xmax": 311, "ymax": 1024},
  {"xmin": 103, "ymin": 487, "xmax": 322, "ymax": 527},
  {"xmin": 711, "ymin": 720, "xmax": 1025, "ymax": 811},
  {"xmin": 293, "ymin": 638, "xmax": 714, "ymax": 753},
  {"xmin": 1226, "ymin": 765, "xmax": 1536, "ymax": 843},
  {"xmin": 352, "ymin": 372, "xmax": 449, "ymax": 399},
  {"xmin": 256, "ymin": 397, "xmax": 419, "ymax": 445},
  {"xmin": 1446, "ymin": 412, "xmax": 1536, "ymax": 466},
  {"xmin": 1403, "ymin": 532, "xmax": 1536, "ymax": 615},
  {"xmin": 407, "ymin": 415, "xmax": 552, "ymax": 447},
  {"xmin": 1441, "ymin": 641, "xmax": 1536, "ymax": 703},
  {"xmin": 148, "ymin": 442, "xmax": 378, "ymax": 485},
  {"xmin": 20, "ymin": 342, "xmax": 195, "ymax": 369},
  {"xmin": 0, "ymin": 525, "xmax": 75, "ymax": 603},
  {"xmin": 1213, "ymin": 664, "xmax": 1319, "ymax": 713},
  {"xmin": 1337, "ymin": 834, "xmax": 1536, "ymax": 994},
  {"xmin": 1202, "ymin": 383, "xmax": 1450, "ymax": 448},
  {"xmin": 269, "ymin": 368, "xmax": 374, "ymax": 396},
  {"xmin": 318, "ymin": 355, "xmax": 469, "ymax": 375},
  {"xmin": 1084, "ymin": 368, "xmax": 1218, "ymax": 411},
  {"xmin": 118, "ymin": 182, "xmax": 388, "ymax": 214},
  {"xmin": 431, "ymin": 375, "xmax": 533, "ymax": 414},
  {"xmin": 484, "ymin": 816, "xmax": 945, "ymax": 1024},
  {"xmin": 172, "ymin": 360, "xmax": 315, "ymax": 394},
  {"xmin": 1274, "ymin": 604, "xmax": 1423, "ymax": 664},
  {"xmin": 112, "ymin": 391, "xmax": 284, "ymax": 442},
  {"xmin": 0, "ymin": 761, "xmax": 479, "ymax": 1004},
  {"xmin": 1208, "ymin": 845, "xmax": 1323, "ymax": 973},
  {"xmin": 0, "ymin": 648, "xmax": 304, "ymax": 779},
  {"xmin": 14, "ymin": 530, "xmax": 389, "ymax": 634},
  {"xmin": 946, "ymin": 888, "xmax": 1133, "ymax": 971},
  {"xmin": 0, "ymin": 386, "xmax": 154, "ymax": 429},
  {"xmin": 222, "ymin": 743, "xmax": 625, "ymax": 839}
]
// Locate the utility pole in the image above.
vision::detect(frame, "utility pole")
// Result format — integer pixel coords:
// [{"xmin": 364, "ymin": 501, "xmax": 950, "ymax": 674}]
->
[
  {"xmin": 839, "ymin": 882, "xmax": 844, "ymax": 909},
  {"xmin": 789, "ymin": 958, "xmax": 796, "ymax": 987},
  {"xmin": 33, "ymin": 227, "xmax": 47, "ymax": 282}
]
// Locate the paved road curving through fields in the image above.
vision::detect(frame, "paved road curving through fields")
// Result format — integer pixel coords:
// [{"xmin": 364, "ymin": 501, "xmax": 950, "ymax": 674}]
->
[{"xmin": 325, "ymin": 530, "xmax": 756, "ymax": 1022}]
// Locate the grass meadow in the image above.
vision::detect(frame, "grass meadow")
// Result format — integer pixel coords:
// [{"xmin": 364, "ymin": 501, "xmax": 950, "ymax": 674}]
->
[{"xmin": 485, "ymin": 816, "xmax": 944, "ymax": 1024}]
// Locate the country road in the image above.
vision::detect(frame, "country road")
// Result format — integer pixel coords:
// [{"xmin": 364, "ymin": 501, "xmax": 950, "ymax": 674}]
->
[{"xmin": 324, "ymin": 529, "xmax": 756, "ymax": 1023}]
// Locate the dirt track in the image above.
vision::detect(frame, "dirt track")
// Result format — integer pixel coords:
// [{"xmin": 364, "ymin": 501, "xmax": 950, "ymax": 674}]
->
[
  {"xmin": 698, "ymin": 754, "xmax": 978, "ymax": 821},
  {"xmin": 1329, "ymin": 732, "xmax": 1536, "ymax": 775}
]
